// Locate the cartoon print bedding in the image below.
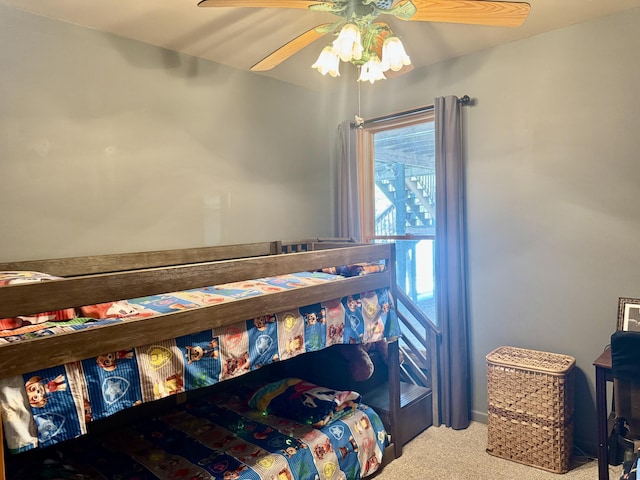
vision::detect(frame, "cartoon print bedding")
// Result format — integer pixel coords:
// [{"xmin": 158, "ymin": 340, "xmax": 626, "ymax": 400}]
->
[
  {"xmin": 5, "ymin": 382, "xmax": 389, "ymax": 480},
  {"xmin": 0, "ymin": 270, "xmax": 399, "ymax": 454}
]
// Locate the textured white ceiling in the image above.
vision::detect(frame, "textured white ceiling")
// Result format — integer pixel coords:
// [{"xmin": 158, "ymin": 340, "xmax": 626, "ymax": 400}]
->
[{"xmin": 3, "ymin": 0, "xmax": 640, "ymax": 90}]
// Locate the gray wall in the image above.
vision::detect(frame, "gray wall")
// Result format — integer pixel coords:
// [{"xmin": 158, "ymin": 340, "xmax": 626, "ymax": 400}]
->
[
  {"xmin": 0, "ymin": 5, "xmax": 338, "ymax": 261},
  {"xmin": 364, "ymin": 8, "xmax": 640, "ymax": 451},
  {"xmin": 3, "ymin": 0, "xmax": 640, "ymax": 454}
]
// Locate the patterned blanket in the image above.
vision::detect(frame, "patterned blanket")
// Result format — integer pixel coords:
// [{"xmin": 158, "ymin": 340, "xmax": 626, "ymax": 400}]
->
[
  {"xmin": 0, "ymin": 270, "xmax": 399, "ymax": 453},
  {"xmin": 6, "ymin": 386, "xmax": 389, "ymax": 480}
]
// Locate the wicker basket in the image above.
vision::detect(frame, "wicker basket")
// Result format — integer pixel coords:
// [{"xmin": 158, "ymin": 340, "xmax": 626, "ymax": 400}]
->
[{"xmin": 486, "ymin": 346, "xmax": 576, "ymax": 473}]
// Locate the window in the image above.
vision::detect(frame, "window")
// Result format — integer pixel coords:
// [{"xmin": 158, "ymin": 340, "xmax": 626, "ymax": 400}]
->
[{"xmin": 357, "ymin": 109, "xmax": 436, "ymax": 322}]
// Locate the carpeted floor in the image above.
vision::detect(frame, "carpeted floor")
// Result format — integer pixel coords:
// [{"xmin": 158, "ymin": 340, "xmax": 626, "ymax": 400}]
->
[{"xmin": 374, "ymin": 421, "xmax": 623, "ymax": 479}]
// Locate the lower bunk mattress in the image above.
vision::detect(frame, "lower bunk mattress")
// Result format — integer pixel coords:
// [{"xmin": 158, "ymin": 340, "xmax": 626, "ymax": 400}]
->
[{"xmin": 6, "ymin": 379, "xmax": 389, "ymax": 480}]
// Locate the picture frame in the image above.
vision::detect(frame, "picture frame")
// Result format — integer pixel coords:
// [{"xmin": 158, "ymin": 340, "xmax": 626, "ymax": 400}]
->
[{"xmin": 617, "ymin": 297, "xmax": 640, "ymax": 331}]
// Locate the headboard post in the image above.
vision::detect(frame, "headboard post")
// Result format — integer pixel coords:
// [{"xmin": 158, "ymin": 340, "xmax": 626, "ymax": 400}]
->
[{"xmin": 386, "ymin": 242, "xmax": 402, "ymax": 458}]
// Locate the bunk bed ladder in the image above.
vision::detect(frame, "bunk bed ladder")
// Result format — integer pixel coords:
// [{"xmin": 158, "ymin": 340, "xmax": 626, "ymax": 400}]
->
[
  {"xmin": 355, "ymin": 286, "xmax": 442, "ymax": 449},
  {"xmin": 357, "ymin": 283, "xmax": 440, "ymax": 449},
  {"xmin": 395, "ymin": 288, "xmax": 441, "ymax": 430}
]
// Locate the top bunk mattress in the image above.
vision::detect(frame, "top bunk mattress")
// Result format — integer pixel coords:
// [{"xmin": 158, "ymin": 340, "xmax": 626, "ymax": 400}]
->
[{"xmin": 0, "ymin": 268, "xmax": 384, "ymax": 344}]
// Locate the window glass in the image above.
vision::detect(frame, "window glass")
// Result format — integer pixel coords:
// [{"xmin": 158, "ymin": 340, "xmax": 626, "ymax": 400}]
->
[{"xmin": 358, "ymin": 109, "xmax": 436, "ymax": 322}]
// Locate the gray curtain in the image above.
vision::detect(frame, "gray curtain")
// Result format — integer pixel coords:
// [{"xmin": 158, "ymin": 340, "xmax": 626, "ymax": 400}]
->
[
  {"xmin": 434, "ymin": 95, "xmax": 470, "ymax": 430},
  {"xmin": 335, "ymin": 120, "xmax": 362, "ymax": 242}
]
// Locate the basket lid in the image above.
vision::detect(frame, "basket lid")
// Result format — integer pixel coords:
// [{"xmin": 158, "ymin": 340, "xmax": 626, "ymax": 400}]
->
[{"xmin": 486, "ymin": 346, "xmax": 575, "ymax": 375}]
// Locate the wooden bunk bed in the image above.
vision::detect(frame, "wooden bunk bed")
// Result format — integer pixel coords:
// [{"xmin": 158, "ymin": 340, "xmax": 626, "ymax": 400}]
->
[{"xmin": 0, "ymin": 240, "xmax": 402, "ymax": 480}]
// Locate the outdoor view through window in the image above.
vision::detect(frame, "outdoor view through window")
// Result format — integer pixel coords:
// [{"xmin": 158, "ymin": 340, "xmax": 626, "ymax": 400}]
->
[{"xmin": 360, "ymin": 111, "xmax": 436, "ymax": 324}]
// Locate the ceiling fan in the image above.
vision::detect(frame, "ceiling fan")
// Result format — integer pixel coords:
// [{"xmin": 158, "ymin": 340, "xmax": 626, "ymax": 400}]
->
[{"xmin": 197, "ymin": 0, "xmax": 531, "ymax": 80}]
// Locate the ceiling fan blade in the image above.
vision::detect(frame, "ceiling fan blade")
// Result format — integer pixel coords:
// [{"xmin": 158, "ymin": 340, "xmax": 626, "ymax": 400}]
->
[
  {"xmin": 251, "ymin": 24, "xmax": 331, "ymax": 71},
  {"xmin": 198, "ymin": 0, "xmax": 323, "ymax": 8},
  {"xmin": 404, "ymin": 0, "xmax": 530, "ymax": 27}
]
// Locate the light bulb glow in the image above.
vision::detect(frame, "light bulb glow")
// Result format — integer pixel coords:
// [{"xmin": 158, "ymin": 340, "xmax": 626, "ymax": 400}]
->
[
  {"xmin": 358, "ymin": 55, "xmax": 386, "ymax": 84},
  {"xmin": 381, "ymin": 36, "xmax": 411, "ymax": 72},
  {"xmin": 332, "ymin": 23, "xmax": 363, "ymax": 63},
  {"xmin": 311, "ymin": 46, "xmax": 341, "ymax": 77}
]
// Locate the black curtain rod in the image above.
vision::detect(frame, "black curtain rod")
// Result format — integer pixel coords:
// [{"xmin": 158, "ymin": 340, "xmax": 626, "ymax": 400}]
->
[{"xmin": 355, "ymin": 94, "xmax": 471, "ymax": 128}]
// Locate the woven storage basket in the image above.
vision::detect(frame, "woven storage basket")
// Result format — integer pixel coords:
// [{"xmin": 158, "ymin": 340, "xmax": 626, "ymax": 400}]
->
[{"xmin": 486, "ymin": 346, "xmax": 575, "ymax": 473}]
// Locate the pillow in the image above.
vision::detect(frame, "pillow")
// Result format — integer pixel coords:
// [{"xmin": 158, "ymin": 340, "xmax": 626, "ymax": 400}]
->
[
  {"xmin": 0, "ymin": 318, "xmax": 23, "ymax": 330},
  {"xmin": 0, "ymin": 271, "xmax": 76, "ymax": 329},
  {"xmin": 248, "ymin": 378, "xmax": 361, "ymax": 427},
  {"xmin": 78, "ymin": 300, "xmax": 150, "ymax": 319},
  {"xmin": 0, "ymin": 271, "xmax": 64, "ymax": 286},
  {"xmin": 321, "ymin": 263, "xmax": 386, "ymax": 277}
]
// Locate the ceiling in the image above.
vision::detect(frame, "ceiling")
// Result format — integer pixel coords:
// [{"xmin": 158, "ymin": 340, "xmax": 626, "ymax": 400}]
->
[{"xmin": 3, "ymin": 0, "xmax": 640, "ymax": 90}]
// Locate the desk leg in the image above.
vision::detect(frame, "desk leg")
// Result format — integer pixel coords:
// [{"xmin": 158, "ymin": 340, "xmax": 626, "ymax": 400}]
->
[
  {"xmin": 596, "ymin": 365, "xmax": 609, "ymax": 480},
  {"xmin": 1, "ymin": 408, "xmax": 5, "ymax": 480}
]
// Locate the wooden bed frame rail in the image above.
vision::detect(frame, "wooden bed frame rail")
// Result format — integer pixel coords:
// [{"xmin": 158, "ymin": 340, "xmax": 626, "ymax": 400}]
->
[
  {"xmin": 0, "ymin": 241, "xmax": 281, "ymax": 278},
  {"xmin": 0, "ymin": 238, "xmax": 359, "ymax": 278}
]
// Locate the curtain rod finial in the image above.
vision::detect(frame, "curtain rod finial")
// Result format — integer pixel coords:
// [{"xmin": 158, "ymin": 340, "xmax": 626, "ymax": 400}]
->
[{"xmin": 458, "ymin": 95, "xmax": 472, "ymax": 105}]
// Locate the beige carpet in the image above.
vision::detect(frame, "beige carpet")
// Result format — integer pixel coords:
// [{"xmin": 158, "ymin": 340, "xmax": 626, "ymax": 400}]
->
[{"xmin": 374, "ymin": 421, "xmax": 623, "ymax": 480}]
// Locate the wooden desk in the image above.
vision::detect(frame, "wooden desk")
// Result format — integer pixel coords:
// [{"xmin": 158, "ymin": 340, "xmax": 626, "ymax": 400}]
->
[{"xmin": 594, "ymin": 348, "xmax": 613, "ymax": 480}]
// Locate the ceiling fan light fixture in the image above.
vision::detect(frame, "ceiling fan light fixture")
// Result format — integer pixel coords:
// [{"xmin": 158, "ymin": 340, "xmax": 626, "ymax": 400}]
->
[
  {"xmin": 358, "ymin": 54, "xmax": 386, "ymax": 84},
  {"xmin": 380, "ymin": 36, "xmax": 411, "ymax": 72},
  {"xmin": 311, "ymin": 46, "xmax": 341, "ymax": 77},
  {"xmin": 332, "ymin": 23, "xmax": 363, "ymax": 62},
  {"xmin": 200, "ymin": 0, "xmax": 532, "ymax": 81}
]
